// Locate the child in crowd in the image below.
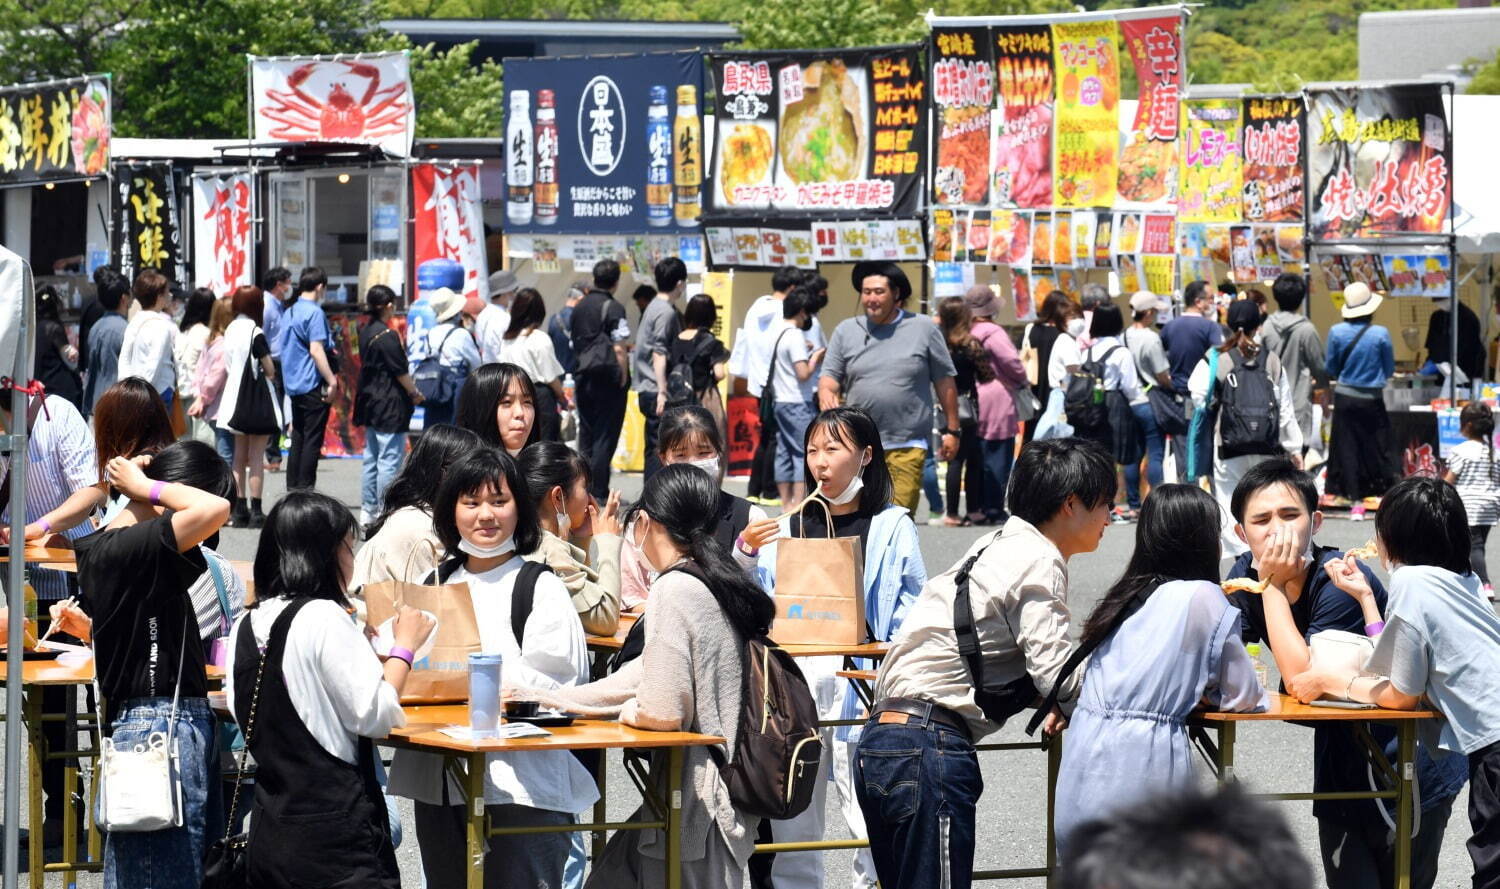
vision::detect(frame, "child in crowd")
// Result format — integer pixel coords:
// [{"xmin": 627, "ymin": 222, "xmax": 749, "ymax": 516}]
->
[
  {"xmin": 745, "ymin": 406, "xmax": 926, "ymax": 888},
  {"xmin": 1442, "ymin": 401, "xmax": 1500, "ymax": 599},
  {"xmin": 1289, "ymin": 476, "xmax": 1500, "ymax": 889},
  {"xmin": 386, "ymin": 448, "xmax": 596, "ymax": 889},
  {"xmin": 1224, "ymin": 461, "xmax": 1465, "ymax": 889}
]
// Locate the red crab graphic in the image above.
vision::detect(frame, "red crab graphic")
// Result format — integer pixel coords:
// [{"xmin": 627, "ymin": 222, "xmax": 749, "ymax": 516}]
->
[{"xmin": 260, "ymin": 60, "xmax": 410, "ymax": 143}]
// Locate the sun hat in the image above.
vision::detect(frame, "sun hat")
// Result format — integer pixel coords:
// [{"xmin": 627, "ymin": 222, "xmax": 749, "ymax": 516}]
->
[
  {"xmin": 1128, "ymin": 290, "xmax": 1169, "ymax": 313},
  {"xmin": 1341, "ymin": 281, "xmax": 1383, "ymax": 319},
  {"xmin": 488, "ymin": 269, "xmax": 519, "ymax": 297},
  {"xmin": 963, "ymin": 284, "xmax": 1000, "ymax": 318},
  {"xmin": 428, "ymin": 287, "xmax": 466, "ymax": 323}
]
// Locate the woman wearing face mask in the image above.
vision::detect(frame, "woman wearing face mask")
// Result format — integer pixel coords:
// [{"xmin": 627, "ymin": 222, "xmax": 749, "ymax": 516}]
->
[
  {"xmin": 521, "ymin": 464, "xmax": 773, "ymax": 889},
  {"xmin": 1035, "ymin": 291, "xmax": 1084, "ymax": 440},
  {"xmin": 386, "ymin": 448, "xmax": 596, "ymax": 889},
  {"xmin": 742, "ymin": 406, "xmax": 926, "ymax": 889},
  {"xmin": 455, "ymin": 363, "xmax": 539, "ymax": 456},
  {"xmin": 519, "ymin": 441, "xmax": 624, "ymax": 637},
  {"xmin": 618, "ymin": 405, "xmax": 771, "ymax": 613}
]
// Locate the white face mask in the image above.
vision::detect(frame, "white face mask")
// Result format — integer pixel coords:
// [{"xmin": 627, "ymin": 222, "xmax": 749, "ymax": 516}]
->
[
  {"xmin": 1066, "ymin": 317, "xmax": 1086, "ymax": 338},
  {"xmin": 685, "ymin": 456, "xmax": 721, "ymax": 479},
  {"xmin": 627, "ymin": 519, "xmax": 662, "ymax": 582},
  {"xmin": 555, "ymin": 509, "xmax": 572, "ymax": 535},
  {"xmin": 822, "ymin": 457, "xmax": 871, "ymax": 506},
  {"xmin": 458, "ymin": 535, "xmax": 517, "ymax": 559}
]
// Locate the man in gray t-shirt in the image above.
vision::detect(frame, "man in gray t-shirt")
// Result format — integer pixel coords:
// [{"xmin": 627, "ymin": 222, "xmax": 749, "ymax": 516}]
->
[
  {"xmin": 819, "ymin": 262, "xmax": 958, "ymax": 515},
  {"xmin": 1122, "ymin": 290, "xmax": 1174, "ymax": 510},
  {"xmin": 633, "ymin": 257, "xmax": 685, "ymax": 479}
]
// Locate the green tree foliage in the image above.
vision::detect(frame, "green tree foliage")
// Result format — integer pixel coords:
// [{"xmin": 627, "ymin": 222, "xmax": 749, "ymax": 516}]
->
[
  {"xmin": 389, "ymin": 38, "xmax": 505, "ymax": 138},
  {"xmin": 1468, "ymin": 48, "xmax": 1500, "ymax": 95}
]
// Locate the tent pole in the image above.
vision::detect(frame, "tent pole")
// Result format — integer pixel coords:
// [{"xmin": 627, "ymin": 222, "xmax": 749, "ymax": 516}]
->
[{"xmin": 3, "ymin": 257, "xmax": 34, "ymax": 889}]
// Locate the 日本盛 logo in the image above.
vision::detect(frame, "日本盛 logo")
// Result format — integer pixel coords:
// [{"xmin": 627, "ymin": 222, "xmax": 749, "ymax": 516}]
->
[{"xmin": 577, "ymin": 76, "xmax": 626, "ymax": 177}]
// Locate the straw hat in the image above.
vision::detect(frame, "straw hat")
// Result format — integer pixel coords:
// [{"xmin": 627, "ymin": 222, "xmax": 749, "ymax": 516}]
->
[
  {"xmin": 428, "ymin": 287, "xmax": 466, "ymax": 323},
  {"xmin": 1341, "ymin": 282, "xmax": 1383, "ymax": 319}
]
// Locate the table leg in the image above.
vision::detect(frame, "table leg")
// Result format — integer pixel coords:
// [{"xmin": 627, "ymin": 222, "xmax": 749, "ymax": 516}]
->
[
  {"xmin": 1394, "ymin": 721, "xmax": 1415, "ymax": 889},
  {"xmin": 666, "ymin": 747, "xmax": 683, "ymax": 889},
  {"xmin": 1218, "ymin": 722, "xmax": 1237, "ymax": 784},
  {"xmin": 593, "ymin": 750, "xmax": 607, "ymax": 861},
  {"xmin": 63, "ymin": 684, "xmax": 78, "ymax": 886},
  {"xmin": 1045, "ymin": 733, "xmax": 1061, "ymax": 888},
  {"xmin": 466, "ymin": 752, "xmax": 486, "ymax": 889},
  {"xmin": 25, "ymin": 689, "xmax": 42, "ymax": 887}
]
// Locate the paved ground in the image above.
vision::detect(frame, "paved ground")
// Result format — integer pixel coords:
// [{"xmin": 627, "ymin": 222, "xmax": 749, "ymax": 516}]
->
[{"xmin": 4, "ymin": 455, "xmax": 1496, "ymax": 886}]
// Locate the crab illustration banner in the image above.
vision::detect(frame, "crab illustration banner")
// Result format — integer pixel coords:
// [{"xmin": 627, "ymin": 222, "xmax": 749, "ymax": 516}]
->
[
  {"xmin": 413, "ymin": 163, "xmax": 489, "ymax": 305},
  {"xmin": 249, "ymin": 52, "xmax": 413, "ymax": 157},
  {"xmin": 1307, "ymin": 84, "xmax": 1450, "ymax": 241},
  {"xmin": 1050, "ymin": 19, "xmax": 1119, "ymax": 208},
  {"xmin": 0, "ymin": 76, "xmax": 110, "ymax": 185},
  {"xmin": 192, "ymin": 173, "xmax": 253, "ymax": 297},
  {"xmin": 114, "ymin": 163, "xmax": 182, "ymax": 285}
]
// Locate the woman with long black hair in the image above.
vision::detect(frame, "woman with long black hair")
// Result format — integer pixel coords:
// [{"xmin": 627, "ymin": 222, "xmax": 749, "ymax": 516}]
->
[
  {"xmin": 1053, "ymin": 484, "xmax": 1266, "ymax": 856},
  {"xmin": 455, "ymin": 362, "xmax": 540, "ymax": 455},
  {"xmin": 528, "ymin": 464, "xmax": 773, "ymax": 888},
  {"xmin": 499, "ymin": 288, "xmax": 569, "ymax": 441}
]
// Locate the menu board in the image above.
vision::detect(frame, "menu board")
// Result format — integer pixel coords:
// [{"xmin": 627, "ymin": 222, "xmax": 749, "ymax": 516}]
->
[
  {"xmin": 707, "ymin": 44, "xmax": 927, "ymax": 216},
  {"xmin": 1241, "ymin": 96, "xmax": 1304, "ymax": 223},
  {"xmin": 1117, "ymin": 15, "xmax": 1182, "ymax": 208},
  {"xmin": 932, "ymin": 27, "xmax": 994, "ymax": 208},
  {"xmin": 114, "ymin": 162, "xmax": 182, "ymax": 284},
  {"xmin": 1179, "ymin": 98, "xmax": 1243, "ymax": 222},
  {"xmin": 1050, "ymin": 20, "xmax": 1119, "ymax": 208}
]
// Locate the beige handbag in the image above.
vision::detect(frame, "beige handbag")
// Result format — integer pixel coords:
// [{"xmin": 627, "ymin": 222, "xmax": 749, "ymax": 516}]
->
[{"xmin": 770, "ymin": 499, "xmax": 866, "ymax": 646}]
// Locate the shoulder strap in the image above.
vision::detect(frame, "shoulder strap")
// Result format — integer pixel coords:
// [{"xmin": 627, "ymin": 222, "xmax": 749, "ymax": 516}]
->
[
  {"xmin": 952, "ymin": 535, "xmax": 1013, "ymax": 707},
  {"xmin": 511, "ymin": 561, "xmax": 552, "ymax": 647},
  {"xmin": 764, "ymin": 328, "xmax": 793, "ymax": 393},
  {"xmin": 1124, "ymin": 331, "xmax": 1153, "ymax": 390},
  {"xmin": 1335, "ymin": 322, "xmax": 1373, "ymax": 378}
]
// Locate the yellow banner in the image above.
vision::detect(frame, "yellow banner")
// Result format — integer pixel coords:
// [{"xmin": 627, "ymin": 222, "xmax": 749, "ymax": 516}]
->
[
  {"xmin": 1142, "ymin": 254, "xmax": 1177, "ymax": 295},
  {"xmin": 1050, "ymin": 20, "xmax": 1120, "ymax": 208},
  {"xmin": 1178, "ymin": 98, "xmax": 1243, "ymax": 222}
]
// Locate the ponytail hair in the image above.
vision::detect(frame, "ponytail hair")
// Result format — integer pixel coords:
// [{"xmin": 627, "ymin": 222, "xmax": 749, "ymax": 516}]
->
[
  {"xmin": 1461, "ymin": 401, "xmax": 1495, "ymax": 466},
  {"xmin": 625, "ymin": 464, "xmax": 774, "ymax": 639}
]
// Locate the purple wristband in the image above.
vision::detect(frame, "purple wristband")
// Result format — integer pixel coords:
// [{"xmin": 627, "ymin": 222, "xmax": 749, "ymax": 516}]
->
[
  {"xmin": 148, "ymin": 480, "xmax": 167, "ymax": 505},
  {"xmin": 388, "ymin": 646, "xmax": 415, "ymax": 666},
  {"xmin": 1365, "ymin": 621, "xmax": 1385, "ymax": 637},
  {"xmin": 38, "ymin": 518, "xmax": 51, "ymax": 533}
]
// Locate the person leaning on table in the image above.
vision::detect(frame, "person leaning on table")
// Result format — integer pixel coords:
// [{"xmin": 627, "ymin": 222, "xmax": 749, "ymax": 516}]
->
[{"xmin": 855, "ymin": 437, "xmax": 1118, "ymax": 889}]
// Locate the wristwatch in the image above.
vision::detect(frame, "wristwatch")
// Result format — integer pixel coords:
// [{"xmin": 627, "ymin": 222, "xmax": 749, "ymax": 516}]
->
[{"xmin": 942, "ymin": 428, "xmax": 961, "ymax": 437}]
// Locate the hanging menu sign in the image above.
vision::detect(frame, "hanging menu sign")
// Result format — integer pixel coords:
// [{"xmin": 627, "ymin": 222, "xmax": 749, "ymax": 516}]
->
[
  {"xmin": 113, "ymin": 162, "xmax": 181, "ymax": 284},
  {"xmin": 932, "ymin": 27, "xmax": 994, "ymax": 208},
  {"xmin": 1241, "ymin": 95, "xmax": 1304, "ymax": 223},
  {"xmin": 1179, "ymin": 98, "xmax": 1242, "ymax": 222},
  {"xmin": 0, "ymin": 76, "xmax": 111, "ymax": 185},
  {"xmin": 1050, "ymin": 19, "xmax": 1119, "ymax": 208},
  {"xmin": 1117, "ymin": 16, "xmax": 1182, "ymax": 207},
  {"xmin": 992, "ymin": 25, "xmax": 1055, "ymax": 209}
]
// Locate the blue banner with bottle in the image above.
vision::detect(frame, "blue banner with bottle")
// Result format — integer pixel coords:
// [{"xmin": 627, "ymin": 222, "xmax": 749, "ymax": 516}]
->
[{"xmin": 502, "ymin": 51, "xmax": 706, "ymax": 235}]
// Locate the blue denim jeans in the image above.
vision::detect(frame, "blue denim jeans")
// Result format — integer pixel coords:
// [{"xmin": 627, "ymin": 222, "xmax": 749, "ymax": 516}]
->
[
  {"xmin": 922, "ymin": 451, "xmax": 944, "ymax": 515},
  {"xmin": 979, "ymin": 437, "xmax": 1015, "ymax": 521},
  {"xmin": 773, "ymin": 401, "xmax": 817, "ymax": 483},
  {"xmin": 103, "ymin": 697, "xmax": 221, "ymax": 889},
  {"xmin": 1123, "ymin": 401, "xmax": 1164, "ymax": 510},
  {"xmin": 362, "ymin": 430, "xmax": 408, "ymax": 519},
  {"xmin": 853, "ymin": 716, "xmax": 982, "ymax": 889},
  {"xmin": 211, "ymin": 423, "xmax": 236, "ymax": 467}
]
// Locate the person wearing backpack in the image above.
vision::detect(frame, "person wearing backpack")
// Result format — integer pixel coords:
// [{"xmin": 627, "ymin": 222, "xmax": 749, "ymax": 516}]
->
[
  {"xmin": 1065, "ymin": 305, "xmax": 1143, "ymax": 521},
  {"xmin": 569, "ymin": 259, "xmax": 634, "ymax": 501},
  {"xmin": 665, "ymin": 294, "xmax": 732, "ymax": 442},
  {"xmin": 857, "ymin": 437, "xmax": 1115, "ymax": 889},
  {"xmin": 386, "ymin": 448, "xmax": 596, "ymax": 889},
  {"xmin": 1324, "ymin": 282, "xmax": 1396, "ymax": 515},
  {"xmin": 526, "ymin": 464, "xmax": 789, "ymax": 889},
  {"xmin": 1188, "ymin": 299, "xmax": 1303, "ymax": 555},
  {"xmin": 415, "ymin": 287, "xmax": 480, "ymax": 430},
  {"xmin": 1259, "ymin": 273, "xmax": 1328, "ymax": 459}
]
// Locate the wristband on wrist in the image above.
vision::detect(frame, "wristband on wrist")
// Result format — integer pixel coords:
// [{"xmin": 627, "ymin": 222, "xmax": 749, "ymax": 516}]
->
[
  {"xmin": 38, "ymin": 518, "xmax": 52, "ymax": 533},
  {"xmin": 735, "ymin": 535, "xmax": 759, "ymax": 558},
  {"xmin": 388, "ymin": 646, "xmax": 415, "ymax": 667},
  {"xmin": 1364, "ymin": 620, "xmax": 1385, "ymax": 637},
  {"xmin": 148, "ymin": 480, "xmax": 167, "ymax": 505}
]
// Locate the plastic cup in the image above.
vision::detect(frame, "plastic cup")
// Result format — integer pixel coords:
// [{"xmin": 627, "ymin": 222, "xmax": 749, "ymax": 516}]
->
[{"xmin": 468, "ymin": 653, "xmax": 502, "ymax": 738}]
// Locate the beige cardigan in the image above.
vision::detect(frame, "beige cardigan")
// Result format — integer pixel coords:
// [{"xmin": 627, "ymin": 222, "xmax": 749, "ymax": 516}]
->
[
  {"xmin": 347, "ymin": 506, "xmax": 442, "ymax": 620},
  {"xmin": 531, "ymin": 529, "xmax": 622, "ymax": 637}
]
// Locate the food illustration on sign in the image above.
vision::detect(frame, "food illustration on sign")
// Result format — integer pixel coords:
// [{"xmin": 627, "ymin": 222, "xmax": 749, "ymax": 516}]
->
[
  {"xmin": 70, "ymin": 83, "xmax": 110, "ymax": 176},
  {"xmin": 719, "ymin": 122, "xmax": 774, "ymax": 204},
  {"xmin": 1118, "ymin": 138, "xmax": 1175, "ymax": 203},
  {"xmin": 778, "ymin": 60, "xmax": 865, "ymax": 185},
  {"xmin": 260, "ymin": 60, "xmax": 411, "ymax": 142}
]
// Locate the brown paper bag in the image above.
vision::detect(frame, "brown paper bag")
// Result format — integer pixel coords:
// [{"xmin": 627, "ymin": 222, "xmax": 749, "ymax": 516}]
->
[
  {"xmin": 771, "ymin": 500, "xmax": 866, "ymax": 646},
  {"xmin": 363, "ymin": 577, "xmax": 479, "ymax": 703}
]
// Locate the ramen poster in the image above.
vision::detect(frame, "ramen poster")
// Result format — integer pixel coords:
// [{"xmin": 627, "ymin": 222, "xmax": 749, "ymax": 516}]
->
[{"xmin": 707, "ymin": 44, "xmax": 927, "ymax": 216}]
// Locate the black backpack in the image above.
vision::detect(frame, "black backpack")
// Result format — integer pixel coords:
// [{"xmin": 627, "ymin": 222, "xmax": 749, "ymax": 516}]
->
[
  {"xmin": 1063, "ymin": 344, "xmax": 1118, "ymax": 430},
  {"xmin": 1215, "ymin": 349, "xmax": 1281, "ymax": 459},
  {"xmin": 664, "ymin": 336, "xmax": 711, "ymax": 409}
]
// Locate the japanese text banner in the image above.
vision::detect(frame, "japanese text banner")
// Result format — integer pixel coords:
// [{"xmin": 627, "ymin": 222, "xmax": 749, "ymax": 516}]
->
[
  {"xmin": 932, "ymin": 27, "xmax": 994, "ymax": 208},
  {"xmin": 1117, "ymin": 16, "xmax": 1182, "ymax": 208},
  {"xmin": 192, "ymin": 173, "xmax": 253, "ymax": 297},
  {"xmin": 413, "ymin": 163, "xmax": 489, "ymax": 305},
  {"xmin": 0, "ymin": 76, "xmax": 110, "ymax": 185},
  {"xmin": 114, "ymin": 163, "xmax": 181, "ymax": 285},
  {"xmin": 1179, "ymin": 98, "xmax": 1242, "ymax": 223},
  {"xmin": 992, "ymin": 26, "xmax": 1054, "ymax": 209},
  {"xmin": 1242, "ymin": 95, "xmax": 1305, "ymax": 223},
  {"xmin": 249, "ymin": 53, "xmax": 413, "ymax": 156},
  {"xmin": 1050, "ymin": 19, "xmax": 1119, "ymax": 208}
]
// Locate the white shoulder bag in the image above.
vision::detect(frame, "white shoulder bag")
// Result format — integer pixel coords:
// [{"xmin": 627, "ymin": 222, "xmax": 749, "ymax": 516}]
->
[{"xmin": 95, "ymin": 621, "xmax": 188, "ymax": 832}]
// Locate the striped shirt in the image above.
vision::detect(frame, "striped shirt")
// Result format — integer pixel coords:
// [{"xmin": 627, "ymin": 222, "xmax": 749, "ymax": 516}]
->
[
  {"xmin": 0, "ymin": 395, "xmax": 100, "ymax": 600},
  {"xmin": 1447, "ymin": 438, "xmax": 1500, "ymax": 526}
]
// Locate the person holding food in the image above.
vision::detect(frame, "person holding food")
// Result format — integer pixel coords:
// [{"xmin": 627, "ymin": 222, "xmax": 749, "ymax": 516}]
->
[{"xmin": 1221, "ymin": 460, "xmax": 1466, "ymax": 889}]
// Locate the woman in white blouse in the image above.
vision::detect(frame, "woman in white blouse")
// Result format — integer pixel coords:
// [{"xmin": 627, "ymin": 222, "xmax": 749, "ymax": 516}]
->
[
  {"xmin": 214, "ymin": 286, "xmax": 280, "ymax": 529},
  {"xmin": 224, "ymin": 490, "xmax": 433, "ymax": 889},
  {"xmin": 387, "ymin": 448, "xmax": 596, "ymax": 889},
  {"xmin": 174, "ymin": 288, "xmax": 215, "ymax": 443},
  {"xmin": 1080, "ymin": 304, "xmax": 1145, "ymax": 520},
  {"xmin": 116, "ymin": 269, "xmax": 180, "ymax": 406},
  {"xmin": 499, "ymin": 288, "xmax": 569, "ymax": 441}
]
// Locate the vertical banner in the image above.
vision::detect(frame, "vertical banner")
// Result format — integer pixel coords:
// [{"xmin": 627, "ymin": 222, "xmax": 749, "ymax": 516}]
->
[
  {"xmin": 412, "ymin": 163, "xmax": 490, "ymax": 305},
  {"xmin": 992, "ymin": 26, "xmax": 1054, "ymax": 209},
  {"xmin": 1306, "ymin": 84, "xmax": 1450, "ymax": 240},
  {"xmin": 1050, "ymin": 19, "xmax": 1119, "ymax": 208},
  {"xmin": 0, "ymin": 76, "xmax": 111, "ymax": 185},
  {"xmin": 249, "ymin": 53, "xmax": 414, "ymax": 156},
  {"xmin": 1117, "ymin": 15, "xmax": 1182, "ymax": 207},
  {"xmin": 114, "ymin": 163, "xmax": 181, "ymax": 284},
  {"xmin": 192, "ymin": 173, "xmax": 253, "ymax": 297},
  {"xmin": 1179, "ymin": 98, "xmax": 1242, "ymax": 222},
  {"xmin": 932, "ymin": 28, "xmax": 994, "ymax": 208},
  {"xmin": 1241, "ymin": 96, "xmax": 1304, "ymax": 223}
]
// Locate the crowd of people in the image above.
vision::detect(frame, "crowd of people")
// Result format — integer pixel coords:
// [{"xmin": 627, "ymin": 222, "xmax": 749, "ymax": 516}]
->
[{"xmin": 1, "ymin": 255, "xmax": 1498, "ymax": 889}]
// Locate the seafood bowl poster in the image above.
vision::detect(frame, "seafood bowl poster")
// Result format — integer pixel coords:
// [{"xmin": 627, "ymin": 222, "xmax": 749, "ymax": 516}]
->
[
  {"xmin": 503, "ymin": 51, "xmax": 705, "ymax": 235},
  {"xmin": 707, "ymin": 44, "xmax": 927, "ymax": 217},
  {"xmin": 1307, "ymin": 84, "xmax": 1451, "ymax": 241},
  {"xmin": 250, "ymin": 53, "xmax": 414, "ymax": 157},
  {"xmin": 0, "ymin": 75, "xmax": 110, "ymax": 185}
]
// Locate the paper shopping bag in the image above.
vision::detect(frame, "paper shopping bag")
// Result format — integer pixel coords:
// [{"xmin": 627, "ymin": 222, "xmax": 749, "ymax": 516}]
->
[
  {"xmin": 771, "ymin": 501, "xmax": 865, "ymax": 646},
  {"xmin": 363, "ymin": 577, "xmax": 479, "ymax": 703}
]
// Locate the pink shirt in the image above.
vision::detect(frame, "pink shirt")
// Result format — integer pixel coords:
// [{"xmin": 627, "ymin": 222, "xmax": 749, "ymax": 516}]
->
[{"xmin": 972, "ymin": 319, "xmax": 1030, "ymax": 441}]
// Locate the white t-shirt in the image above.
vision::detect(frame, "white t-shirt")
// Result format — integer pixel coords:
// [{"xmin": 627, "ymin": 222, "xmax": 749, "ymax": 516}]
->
[
  {"xmin": 498, "ymin": 328, "xmax": 565, "ymax": 385},
  {"xmin": 429, "ymin": 320, "xmax": 481, "ymax": 373},
  {"xmin": 386, "ymin": 556, "xmax": 599, "ymax": 813},
  {"xmin": 473, "ymin": 302, "xmax": 511, "ymax": 365},
  {"xmin": 1081, "ymin": 337, "xmax": 1143, "ymax": 403},
  {"xmin": 728, "ymin": 295, "xmax": 784, "ymax": 397},
  {"xmin": 116, "ymin": 309, "xmax": 179, "ymax": 394},
  {"xmin": 770, "ymin": 323, "xmax": 816, "ymax": 404},
  {"xmin": 1047, "ymin": 332, "xmax": 1080, "ymax": 390}
]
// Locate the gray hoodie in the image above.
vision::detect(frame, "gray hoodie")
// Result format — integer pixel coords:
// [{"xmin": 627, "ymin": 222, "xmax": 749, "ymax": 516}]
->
[{"xmin": 1260, "ymin": 310, "xmax": 1328, "ymax": 447}]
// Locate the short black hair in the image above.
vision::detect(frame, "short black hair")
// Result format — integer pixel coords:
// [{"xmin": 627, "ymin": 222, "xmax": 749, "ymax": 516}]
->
[
  {"xmin": 1376, "ymin": 477, "xmax": 1472, "ymax": 575},
  {"xmin": 1218, "ymin": 279, "xmax": 1238, "ymax": 297},
  {"xmin": 298, "ymin": 266, "xmax": 327, "ymax": 294},
  {"xmin": 432, "ymin": 449, "xmax": 542, "ymax": 558},
  {"xmin": 802, "ymin": 407, "xmax": 893, "ymax": 516},
  {"xmin": 261, "ymin": 267, "xmax": 292, "ymax": 293},
  {"xmin": 1060, "ymin": 784, "xmax": 1312, "ymax": 889},
  {"xmin": 1183, "ymin": 280, "xmax": 1211, "ymax": 307},
  {"xmin": 682, "ymin": 293, "xmax": 716, "ymax": 330},
  {"xmin": 1229, "ymin": 458, "xmax": 1317, "ymax": 523},
  {"xmin": 1272, "ymin": 273, "xmax": 1306, "ymax": 312},
  {"xmin": 783, "ymin": 287, "xmax": 810, "ymax": 320},
  {"xmin": 851, "ymin": 262, "xmax": 912, "ymax": 304},
  {"xmin": 1088, "ymin": 303, "xmax": 1124, "ymax": 338},
  {"xmin": 254, "ymin": 491, "xmax": 359, "ymax": 607},
  {"xmin": 94, "ymin": 267, "xmax": 130, "ymax": 312},
  {"xmin": 1007, "ymin": 438, "xmax": 1117, "ymax": 526},
  {"xmin": 631, "ymin": 283, "xmax": 656, "ymax": 306},
  {"xmin": 654, "ymin": 256, "xmax": 687, "ymax": 293},
  {"xmin": 364, "ymin": 284, "xmax": 397, "ymax": 317},
  {"xmin": 518, "ymin": 440, "xmax": 591, "ymax": 509},
  {"xmin": 772, "ymin": 267, "xmax": 804, "ymax": 294},
  {"xmin": 593, "ymin": 258, "xmax": 621, "ymax": 291},
  {"xmin": 144, "ymin": 439, "xmax": 236, "ymax": 551},
  {"xmin": 368, "ymin": 424, "xmax": 484, "ymax": 537}
]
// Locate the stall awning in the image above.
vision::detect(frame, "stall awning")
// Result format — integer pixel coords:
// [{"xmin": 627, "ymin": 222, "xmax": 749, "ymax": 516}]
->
[{"xmin": 1454, "ymin": 94, "xmax": 1500, "ymax": 256}]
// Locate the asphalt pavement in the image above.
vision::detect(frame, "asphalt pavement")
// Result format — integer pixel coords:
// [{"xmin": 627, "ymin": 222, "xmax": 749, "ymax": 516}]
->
[{"xmin": 3, "ymin": 454, "xmax": 1495, "ymax": 887}]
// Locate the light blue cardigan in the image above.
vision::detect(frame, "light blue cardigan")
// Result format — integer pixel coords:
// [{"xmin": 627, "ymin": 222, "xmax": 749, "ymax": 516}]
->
[{"xmin": 755, "ymin": 504, "xmax": 926, "ymax": 739}]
